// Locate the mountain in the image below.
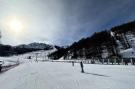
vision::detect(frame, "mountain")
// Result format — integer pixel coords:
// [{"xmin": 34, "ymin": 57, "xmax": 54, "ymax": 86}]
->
[
  {"xmin": 16, "ymin": 42, "xmax": 54, "ymax": 50},
  {"xmin": 49, "ymin": 20, "xmax": 135, "ymax": 60},
  {"xmin": 0, "ymin": 42, "xmax": 56, "ymax": 56}
]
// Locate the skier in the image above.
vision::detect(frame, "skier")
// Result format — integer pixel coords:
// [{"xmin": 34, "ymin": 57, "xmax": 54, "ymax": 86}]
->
[
  {"xmin": 124, "ymin": 59, "xmax": 128, "ymax": 65},
  {"xmin": 117, "ymin": 59, "xmax": 120, "ymax": 65},
  {"xmin": 0, "ymin": 64, "xmax": 2, "ymax": 72},
  {"xmin": 80, "ymin": 62, "xmax": 84, "ymax": 73},
  {"xmin": 132, "ymin": 58, "xmax": 135, "ymax": 65},
  {"xmin": 72, "ymin": 61, "xmax": 74, "ymax": 66}
]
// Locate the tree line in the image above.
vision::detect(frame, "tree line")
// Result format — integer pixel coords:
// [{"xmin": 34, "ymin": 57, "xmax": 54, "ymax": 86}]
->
[{"xmin": 49, "ymin": 20, "xmax": 135, "ymax": 60}]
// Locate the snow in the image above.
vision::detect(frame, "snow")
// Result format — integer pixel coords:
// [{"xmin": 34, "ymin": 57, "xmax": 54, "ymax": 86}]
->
[
  {"xmin": 120, "ymin": 48, "xmax": 135, "ymax": 58},
  {"xmin": 0, "ymin": 48, "xmax": 135, "ymax": 89},
  {"xmin": 0, "ymin": 49, "xmax": 56, "ymax": 66},
  {"xmin": 0, "ymin": 57, "xmax": 19, "ymax": 66},
  {"xmin": 0, "ymin": 61, "xmax": 135, "ymax": 89}
]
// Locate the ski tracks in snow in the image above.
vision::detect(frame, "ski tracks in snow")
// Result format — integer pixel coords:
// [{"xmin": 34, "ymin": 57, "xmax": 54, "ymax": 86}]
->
[{"xmin": 0, "ymin": 62, "xmax": 135, "ymax": 89}]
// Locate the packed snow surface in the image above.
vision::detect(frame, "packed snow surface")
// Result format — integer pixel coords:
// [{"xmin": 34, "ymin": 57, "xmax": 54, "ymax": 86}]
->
[
  {"xmin": 0, "ymin": 62, "xmax": 135, "ymax": 89},
  {"xmin": 0, "ymin": 49, "xmax": 56, "ymax": 66}
]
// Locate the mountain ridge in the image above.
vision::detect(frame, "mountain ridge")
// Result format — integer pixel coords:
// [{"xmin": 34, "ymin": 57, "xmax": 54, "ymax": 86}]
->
[
  {"xmin": 49, "ymin": 20, "xmax": 135, "ymax": 60},
  {"xmin": 0, "ymin": 42, "xmax": 57, "ymax": 56}
]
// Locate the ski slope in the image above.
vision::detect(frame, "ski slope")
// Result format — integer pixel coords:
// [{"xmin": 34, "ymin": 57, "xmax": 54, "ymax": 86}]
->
[
  {"xmin": 0, "ymin": 62, "xmax": 135, "ymax": 89},
  {"xmin": 0, "ymin": 49, "xmax": 56, "ymax": 66}
]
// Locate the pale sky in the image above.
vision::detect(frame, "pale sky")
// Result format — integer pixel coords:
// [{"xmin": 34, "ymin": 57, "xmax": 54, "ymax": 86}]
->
[{"xmin": 0, "ymin": 0, "xmax": 135, "ymax": 46}]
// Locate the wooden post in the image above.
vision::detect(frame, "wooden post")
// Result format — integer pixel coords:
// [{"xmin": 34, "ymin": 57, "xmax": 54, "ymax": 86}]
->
[
  {"xmin": 107, "ymin": 58, "xmax": 109, "ymax": 64},
  {"xmin": 122, "ymin": 58, "xmax": 124, "ymax": 65},
  {"xmin": 101, "ymin": 59, "xmax": 104, "ymax": 64},
  {"xmin": 35, "ymin": 53, "xmax": 39, "ymax": 62},
  {"xmin": 114, "ymin": 58, "xmax": 116, "ymax": 65},
  {"xmin": 130, "ymin": 58, "xmax": 133, "ymax": 65}
]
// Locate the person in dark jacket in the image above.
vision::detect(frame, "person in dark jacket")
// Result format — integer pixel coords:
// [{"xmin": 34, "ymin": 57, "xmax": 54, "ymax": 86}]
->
[
  {"xmin": 0, "ymin": 64, "xmax": 2, "ymax": 72},
  {"xmin": 80, "ymin": 62, "xmax": 84, "ymax": 73},
  {"xmin": 72, "ymin": 61, "xmax": 74, "ymax": 66},
  {"xmin": 125, "ymin": 60, "xmax": 128, "ymax": 65}
]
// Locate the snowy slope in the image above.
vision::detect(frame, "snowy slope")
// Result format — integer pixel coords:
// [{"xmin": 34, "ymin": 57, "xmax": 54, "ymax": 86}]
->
[
  {"xmin": 0, "ymin": 48, "xmax": 56, "ymax": 66},
  {"xmin": 0, "ymin": 62, "xmax": 135, "ymax": 89}
]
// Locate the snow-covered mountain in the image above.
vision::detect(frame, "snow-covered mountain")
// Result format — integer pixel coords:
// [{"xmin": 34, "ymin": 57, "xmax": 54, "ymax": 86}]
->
[
  {"xmin": 16, "ymin": 42, "xmax": 54, "ymax": 50},
  {"xmin": 0, "ymin": 42, "xmax": 57, "ymax": 56}
]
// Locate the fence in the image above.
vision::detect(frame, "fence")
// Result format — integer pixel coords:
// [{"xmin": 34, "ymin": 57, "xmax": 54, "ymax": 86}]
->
[{"xmin": 52, "ymin": 58, "xmax": 135, "ymax": 65}]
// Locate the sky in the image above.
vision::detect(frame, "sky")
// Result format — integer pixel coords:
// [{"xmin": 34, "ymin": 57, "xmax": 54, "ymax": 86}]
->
[{"xmin": 0, "ymin": 0, "xmax": 135, "ymax": 46}]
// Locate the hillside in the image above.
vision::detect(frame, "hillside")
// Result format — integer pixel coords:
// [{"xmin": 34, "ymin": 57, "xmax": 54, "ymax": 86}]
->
[
  {"xmin": 49, "ymin": 21, "xmax": 135, "ymax": 60},
  {"xmin": 0, "ymin": 42, "xmax": 55, "ymax": 56}
]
